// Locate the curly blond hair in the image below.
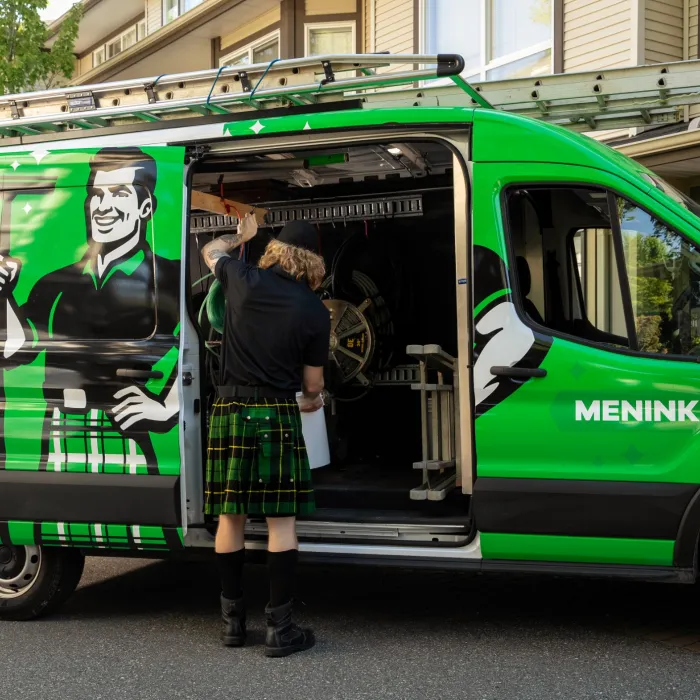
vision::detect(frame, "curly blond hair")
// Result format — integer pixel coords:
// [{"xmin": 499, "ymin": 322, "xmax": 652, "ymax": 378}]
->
[{"xmin": 258, "ymin": 239, "xmax": 326, "ymax": 290}]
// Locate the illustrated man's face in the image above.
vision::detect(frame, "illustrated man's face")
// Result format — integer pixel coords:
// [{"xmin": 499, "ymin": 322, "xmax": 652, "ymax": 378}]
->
[{"xmin": 88, "ymin": 166, "xmax": 152, "ymax": 244}]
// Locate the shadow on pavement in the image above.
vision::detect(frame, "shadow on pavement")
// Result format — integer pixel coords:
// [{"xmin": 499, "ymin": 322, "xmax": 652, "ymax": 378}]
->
[{"xmin": 57, "ymin": 556, "xmax": 700, "ymax": 639}]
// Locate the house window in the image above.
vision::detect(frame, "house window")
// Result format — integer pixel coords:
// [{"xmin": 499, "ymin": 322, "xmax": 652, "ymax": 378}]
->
[
  {"xmin": 423, "ymin": 0, "xmax": 553, "ymax": 82},
  {"xmin": 164, "ymin": 0, "xmax": 204, "ymax": 24},
  {"xmin": 92, "ymin": 20, "xmax": 147, "ymax": 68},
  {"xmin": 220, "ymin": 31, "xmax": 281, "ymax": 67},
  {"xmin": 93, "ymin": 47, "xmax": 106, "ymax": 67},
  {"xmin": 106, "ymin": 36, "xmax": 123, "ymax": 60},
  {"xmin": 305, "ymin": 21, "xmax": 356, "ymax": 56}
]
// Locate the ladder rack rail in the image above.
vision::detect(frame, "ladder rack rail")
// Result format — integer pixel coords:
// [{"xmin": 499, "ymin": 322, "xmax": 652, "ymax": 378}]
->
[
  {"xmin": 4, "ymin": 54, "xmax": 700, "ymax": 139},
  {"xmin": 0, "ymin": 54, "xmax": 470, "ymax": 137},
  {"xmin": 363, "ymin": 59, "xmax": 700, "ymax": 131}
]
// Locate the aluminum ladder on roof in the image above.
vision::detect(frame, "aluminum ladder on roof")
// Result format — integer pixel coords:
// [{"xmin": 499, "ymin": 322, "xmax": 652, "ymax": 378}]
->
[
  {"xmin": 4, "ymin": 54, "xmax": 700, "ymax": 139},
  {"xmin": 362, "ymin": 58, "xmax": 700, "ymax": 132},
  {"xmin": 0, "ymin": 53, "xmax": 473, "ymax": 138}
]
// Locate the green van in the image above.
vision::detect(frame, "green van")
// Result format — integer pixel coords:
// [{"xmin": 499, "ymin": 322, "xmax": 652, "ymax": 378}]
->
[{"xmin": 1, "ymin": 54, "xmax": 700, "ymax": 620}]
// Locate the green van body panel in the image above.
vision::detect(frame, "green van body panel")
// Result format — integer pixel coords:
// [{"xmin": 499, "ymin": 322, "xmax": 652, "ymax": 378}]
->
[
  {"xmin": 221, "ymin": 107, "xmax": 476, "ymax": 139},
  {"xmin": 0, "ymin": 146, "xmax": 185, "ymax": 552},
  {"xmin": 480, "ymin": 533, "xmax": 675, "ymax": 567},
  {"xmin": 471, "ymin": 162, "xmax": 700, "ymax": 484},
  {"xmin": 0, "ymin": 107, "xmax": 699, "ymax": 570},
  {"xmin": 0, "ymin": 147, "xmax": 183, "ymax": 476},
  {"xmin": 0, "ymin": 520, "xmax": 184, "ymax": 550}
]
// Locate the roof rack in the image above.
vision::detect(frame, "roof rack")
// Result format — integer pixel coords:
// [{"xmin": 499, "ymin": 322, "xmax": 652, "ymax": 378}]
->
[
  {"xmin": 362, "ymin": 59, "xmax": 700, "ymax": 132},
  {"xmin": 3, "ymin": 54, "xmax": 700, "ymax": 139},
  {"xmin": 0, "ymin": 53, "xmax": 473, "ymax": 138}
]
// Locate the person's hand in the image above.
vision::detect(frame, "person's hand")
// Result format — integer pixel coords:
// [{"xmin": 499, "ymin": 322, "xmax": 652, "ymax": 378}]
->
[
  {"xmin": 0, "ymin": 255, "xmax": 21, "ymax": 297},
  {"xmin": 112, "ymin": 386, "xmax": 176, "ymax": 430},
  {"xmin": 298, "ymin": 395, "xmax": 324, "ymax": 413},
  {"xmin": 239, "ymin": 212, "xmax": 258, "ymax": 243}
]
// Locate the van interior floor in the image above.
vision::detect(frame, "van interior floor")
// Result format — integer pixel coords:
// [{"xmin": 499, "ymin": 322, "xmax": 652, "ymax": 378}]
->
[{"xmin": 307, "ymin": 463, "xmax": 469, "ymax": 520}]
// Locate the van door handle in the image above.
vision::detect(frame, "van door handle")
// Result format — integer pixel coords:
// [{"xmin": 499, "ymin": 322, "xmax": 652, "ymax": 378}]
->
[
  {"xmin": 116, "ymin": 369, "xmax": 164, "ymax": 380},
  {"xmin": 490, "ymin": 366, "xmax": 547, "ymax": 379}
]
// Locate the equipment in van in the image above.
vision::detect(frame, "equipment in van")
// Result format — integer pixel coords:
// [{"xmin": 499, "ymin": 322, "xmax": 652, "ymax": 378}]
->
[{"xmin": 5, "ymin": 53, "xmax": 700, "ymax": 622}]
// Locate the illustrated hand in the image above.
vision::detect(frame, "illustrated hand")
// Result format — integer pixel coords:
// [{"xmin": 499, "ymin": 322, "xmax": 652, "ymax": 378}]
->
[
  {"xmin": 0, "ymin": 254, "xmax": 21, "ymax": 297},
  {"xmin": 113, "ymin": 386, "xmax": 177, "ymax": 431},
  {"xmin": 298, "ymin": 395, "xmax": 324, "ymax": 413},
  {"xmin": 239, "ymin": 212, "xmax": 259, "ymax": 243},
  {"xmin": 473, "ymin": 301, "xmax": 536, "ymax": 407}
]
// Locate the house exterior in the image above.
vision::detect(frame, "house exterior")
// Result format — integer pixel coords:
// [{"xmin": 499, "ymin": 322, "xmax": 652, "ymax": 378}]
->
[{"xmin": 45, "ymin": 0, "xmax": 700, "ymax": 193}]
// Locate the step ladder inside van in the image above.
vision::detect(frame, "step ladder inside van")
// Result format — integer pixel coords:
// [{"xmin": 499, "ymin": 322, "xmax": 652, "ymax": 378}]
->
[
  {"xmin": 4, "ymin": 54, "xmax": 700, "ymax": 139},
  {"xmin": 407, "ymin": 344, "xmax": 458, "ymax": 502}
]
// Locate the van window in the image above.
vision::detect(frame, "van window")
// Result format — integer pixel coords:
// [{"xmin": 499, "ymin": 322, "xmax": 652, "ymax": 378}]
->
[
  {"xmin": 506, "ymin": 185, "xmax": 700, "ymax": 358},
  {"xmin": 570, "ymin": 227, "xmax": 627, "ymax": 342},
  {"xmin": 505, "ymin": 187, "xmax": 629, "ymax": 349},
  {"xmin": 618, "ymin": 198, "xmax": 700, "ymax": 356}
]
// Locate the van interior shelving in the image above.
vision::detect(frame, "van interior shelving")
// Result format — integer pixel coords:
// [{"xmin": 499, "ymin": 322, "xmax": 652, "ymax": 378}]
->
[{"xmin": 189, "ymin": 139, "xmax": 472, "ymax": 545}]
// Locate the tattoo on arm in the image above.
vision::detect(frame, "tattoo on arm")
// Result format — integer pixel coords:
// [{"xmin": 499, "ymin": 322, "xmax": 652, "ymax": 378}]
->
[{"xmin": 201, "ymin": 233, "xmax": 245, "ymax": 272}]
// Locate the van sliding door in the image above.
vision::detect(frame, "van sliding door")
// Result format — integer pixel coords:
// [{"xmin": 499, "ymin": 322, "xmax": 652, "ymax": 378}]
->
[{"xmin": 0, "ymin": 146, "xmax": 186, "ymax": 552}]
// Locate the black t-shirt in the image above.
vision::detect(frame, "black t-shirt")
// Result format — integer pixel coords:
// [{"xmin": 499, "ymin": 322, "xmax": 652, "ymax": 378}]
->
[{"xmin": 215, "ymin": 257, "xmax": 330, "ymax": 393}]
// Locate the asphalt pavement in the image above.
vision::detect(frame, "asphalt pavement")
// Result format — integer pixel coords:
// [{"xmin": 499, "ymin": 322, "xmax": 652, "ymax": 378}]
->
[{"xmin": 2, "ymin": 555, "xmax": 700, "ymax": 700}]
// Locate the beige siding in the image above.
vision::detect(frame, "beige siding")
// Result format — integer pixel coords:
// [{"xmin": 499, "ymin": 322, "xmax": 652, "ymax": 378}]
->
[
  {"xmin": 306, "ymin": 0, "xmax": 356, "ymax": 14},
  {"xmin": 691, "ymin": 0, "xmax": 699, "ymax": 59},
  {"xmin": 645, "ymin": 0, "xmax": 683, "ymax": 63},
  {"xmin": 219, "ymin": 5, "xmax": 281, "ymax": 50},
  {"xmin": 369, "ymin": 0, "xmax": 414, "ymax": 71},
  {"xmin": 563, "ymin": 0, "xmax": 633, "ymax": 72},
  {"xmin": 364, "ymin": 0, "xmax": 371, "ymax": 50},
  {"xmin": 77, "ymin": 54, "xmax": 94, "ymax": 76},
  {"xmin": 145, "ymin": 0, "xmax": 162, "ymax": 36}
]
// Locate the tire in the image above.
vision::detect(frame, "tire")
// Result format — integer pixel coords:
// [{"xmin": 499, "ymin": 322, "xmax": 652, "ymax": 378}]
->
[{"xmin": 0, "ymin": 546, "xmax": 85, "ymax": 621}]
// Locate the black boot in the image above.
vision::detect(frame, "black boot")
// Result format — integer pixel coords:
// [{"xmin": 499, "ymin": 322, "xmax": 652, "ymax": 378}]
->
[
  {"xmin": 264, "ymin": 600, "xmax": 315, "ymax": 658},
  {"xmin": 221, "ymin": 595, "xmax": 246, "ymax": 647}
]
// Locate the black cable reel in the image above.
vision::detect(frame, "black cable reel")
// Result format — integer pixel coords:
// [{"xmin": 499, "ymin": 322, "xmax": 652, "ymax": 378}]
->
[{"xmin": 318, "ymin": 229, "xmax": 396, "ymax": 401}]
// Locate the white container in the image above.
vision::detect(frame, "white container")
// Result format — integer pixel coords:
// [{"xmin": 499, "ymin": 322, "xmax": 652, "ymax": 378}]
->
[{"xmin": 296, "ymin": 393, "xmax": 331, "ymax": 469}]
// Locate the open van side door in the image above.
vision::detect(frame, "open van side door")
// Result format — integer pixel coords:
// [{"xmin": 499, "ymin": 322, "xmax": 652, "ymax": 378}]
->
[{"xmin": 0, "ymin": 146, "xmax": 186, "ymax": 552}]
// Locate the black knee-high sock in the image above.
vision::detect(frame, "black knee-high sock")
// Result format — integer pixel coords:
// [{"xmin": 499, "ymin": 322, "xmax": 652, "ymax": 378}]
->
[
  {"xmin": 268, "ymin": 549, "xmax": 298, "ymax": 608},
  {"xmin": 217, "ymin": 550, "xmax": 245, "ymax": 600}
]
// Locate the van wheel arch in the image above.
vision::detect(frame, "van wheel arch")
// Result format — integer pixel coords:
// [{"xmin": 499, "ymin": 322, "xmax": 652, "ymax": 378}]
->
[
  {"xmin": 0, "ymin": 546, "xmax": 84, "ymax": 621},
  {"xmin": 674, "ymin": 487, "xmax": 700, "ymax": 575}
]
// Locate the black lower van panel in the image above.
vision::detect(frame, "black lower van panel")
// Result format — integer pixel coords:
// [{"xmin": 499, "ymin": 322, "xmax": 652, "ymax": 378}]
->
[
  {"xmin": 0, "ymin": 471, "xmax": 180, "ymax": 527},
  {"xmin": 473, "ymin": 477, "xmax": 698, "ymax": 540}
]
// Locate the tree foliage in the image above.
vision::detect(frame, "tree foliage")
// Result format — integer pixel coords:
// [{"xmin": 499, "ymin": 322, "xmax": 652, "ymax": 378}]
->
[{"xmin": 0, "ymin": 0, "xmax": 82, "ymax": 94}]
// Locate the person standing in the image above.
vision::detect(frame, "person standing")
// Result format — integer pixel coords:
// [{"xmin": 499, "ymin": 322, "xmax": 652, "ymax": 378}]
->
[{"xmin": 201, "ymin": 216, "xmax": 329, "ymax": 658}]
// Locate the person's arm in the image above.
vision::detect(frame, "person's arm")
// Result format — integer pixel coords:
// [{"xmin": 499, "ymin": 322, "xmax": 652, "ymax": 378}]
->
[
  {"xmin": 298, "ymin": 306, "xmax": 331, "ymax": 413},
  {"xmin": 299, "ymin": 365, "xmax": 324, "ymax": 413},
  {"xmin": 201, "ymin": 212, "xmax": 258, "ymax": 273}
]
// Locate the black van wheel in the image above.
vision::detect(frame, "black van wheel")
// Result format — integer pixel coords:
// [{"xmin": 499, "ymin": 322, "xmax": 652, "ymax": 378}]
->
[{"xmin": 0, "ymin": 545, "xmax": 85, "ymax": 621}]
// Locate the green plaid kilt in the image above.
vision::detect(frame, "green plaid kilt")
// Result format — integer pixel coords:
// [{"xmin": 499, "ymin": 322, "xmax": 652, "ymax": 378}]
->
[{"xmin": 204, "ymin": 398, "xmax": 315, "ymax": 517}]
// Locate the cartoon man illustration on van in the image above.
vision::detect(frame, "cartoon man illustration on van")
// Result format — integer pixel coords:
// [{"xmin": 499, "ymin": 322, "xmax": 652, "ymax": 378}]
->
[{"xmin": 0, "ymin": 148, "xmax": 179, "ymax": 475}]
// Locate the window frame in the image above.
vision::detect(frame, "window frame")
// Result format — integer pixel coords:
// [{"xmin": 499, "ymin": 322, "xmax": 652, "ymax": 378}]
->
[
  {"xmin": 418, "ymin": 0, "xmax": 554, "ymax": 82},
  {"xmin": 567, "ymin": 227, "xmax": 588, "ymax": 324},
  {"xmin": 163, "ymin": 0, "xmax": 204, "ymax": 24},
  {"xmin": 501, "ymin": 182, "xmax": 700, "ymax": 364},
  {"xmin": 304, "ymin": 20, "xmax": 357, "ymax": 57},
  {"xmin": 92, "ymin": 21, "xmax": 147, "ymax": 68},
  {"xmin": 219, "ymin": 30, "xmax": 282, "ymax": 68}
]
